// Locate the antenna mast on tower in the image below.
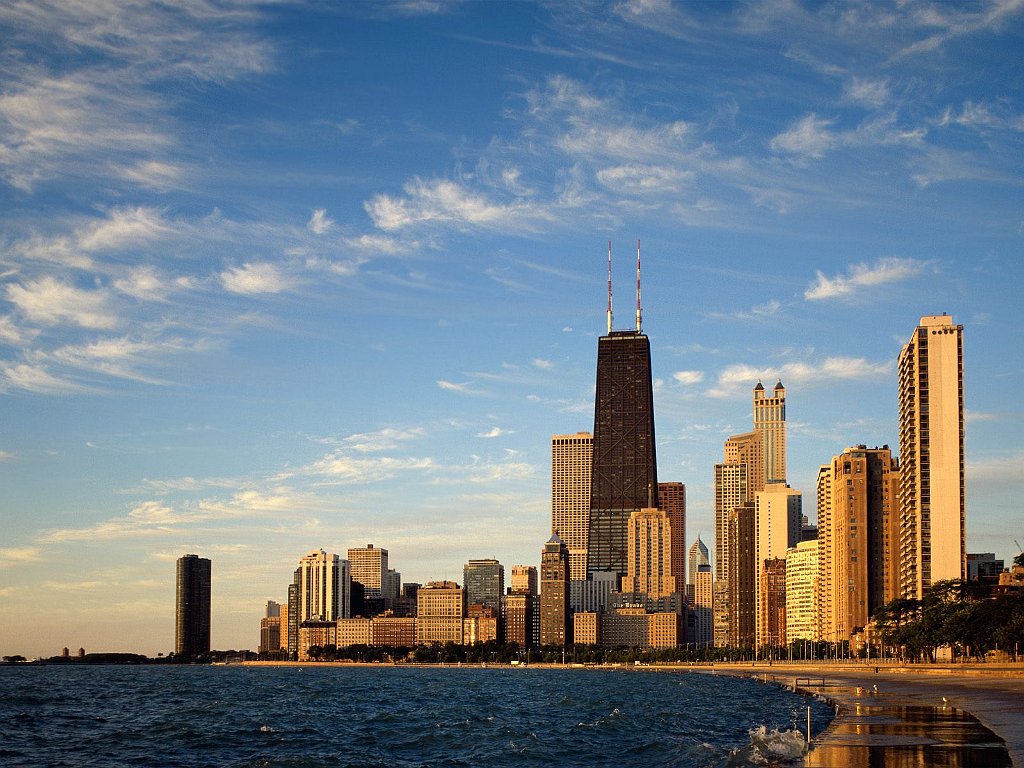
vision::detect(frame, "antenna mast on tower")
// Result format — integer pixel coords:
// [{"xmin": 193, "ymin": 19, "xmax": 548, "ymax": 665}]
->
[
  {"xmin": 607, "ymin": 240, "xmax": 614, "ymax": 334},
  {"xmin": 635, "ymin": 239, "xmax": 642, "ymax": 333}
]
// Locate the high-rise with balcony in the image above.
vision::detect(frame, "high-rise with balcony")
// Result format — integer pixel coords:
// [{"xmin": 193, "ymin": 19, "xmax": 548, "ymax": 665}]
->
[
  {"xmin": 588, "ymin": 242, "xmax": 658, "ymax": 579},
  {"xmin": 175, "ymin": 554, "xmax": 211, "ymax": 658},
  {"xmin": 551, "ymin": 432, "xmax": 593, "ymax": 581},
  {"xmin": 297, "ymin": 549, "xmax": 350, "ymax": 622},
  {"xmin": 818, "ymin": 446, "xmax": 900, "ymax": 643},
  {"xmin": 897, "ymin": 314, "xmax": 965, "ymax": 599}
]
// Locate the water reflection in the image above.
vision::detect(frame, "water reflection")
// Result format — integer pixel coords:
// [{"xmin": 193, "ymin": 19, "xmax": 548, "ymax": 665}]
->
[{"xmin": 804, "ymin": 703, "xmax": 1011, "ymax": 768}]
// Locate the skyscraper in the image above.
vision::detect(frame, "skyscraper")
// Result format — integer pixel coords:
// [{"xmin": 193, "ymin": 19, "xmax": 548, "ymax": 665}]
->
[
  {"xmin": 658, "ymin": 481, "xmax": 686, "ymax": 593},
  {"xmin": 688, "ymin": 535, "xmax": 710, "ymax": 603},
  {"xmin": 690, "ymin": 564, "xmax": 714, "ymax": 647},
  {"xmin": 539, "ymin": 534, "xmax": 570, "ymax": 647},
  {"xmin": 588, "ymin": 243, "xmax": 658, "ymax": 578},
  {"xmin": 753, "ymin": 380, "xmax": 787, "ymax": 485},
  {"xmin": 727, "ymin": 501, "xmax": 756, "ymax": 649},
  {"xmin": 754, "ymin": 482, "xmax": 801, "ymax": 646},
  {"xmin": 714, "ymin": 429, "xmax": 762, "ymax": 583},
  {"xmin": 622, "ymin": 505, "xmax": 675, "ymax": 599},
  {"xmin": 785, "ymin": 540, "xmax": 819, "ymax": 644},
  {"xmin": 347, "ymin": 544, "xmax": 387, "ymax": 598},
  {"xmin": 898, "ymin": 314, "xmax": 966, "ymax": 599},
  {"xmin": 818, "ymin": 446, "xmax": 900, "ymax": 643},
  {"xmin": 297, "ymin": 549, "xmax": 350, "ymax": 622},
  {"xmin": 175, "ymin": 554, "xmax": 211, "ymax": 658},
  {"xmin": 463, "ymin": 558, "xmax": 504, "ymax": 612},
  {"xmin": 551, "ymin": 432, "xmax": 593, "ymax": 581}
]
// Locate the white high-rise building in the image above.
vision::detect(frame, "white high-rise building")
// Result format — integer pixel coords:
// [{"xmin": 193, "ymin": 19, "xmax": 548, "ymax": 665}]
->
[{"xmin": 297, "ymin": 549, "xmax": 350, "ymax": 622}]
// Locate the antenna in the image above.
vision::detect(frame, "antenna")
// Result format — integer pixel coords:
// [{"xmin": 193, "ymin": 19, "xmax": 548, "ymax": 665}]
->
[
  {"xmin": 635, "ymin": 239, "xmax": 642, "ymax": 333},
  {"xmin": 607, "ymin": 240, "xmax": 613, "ymax": 334}
]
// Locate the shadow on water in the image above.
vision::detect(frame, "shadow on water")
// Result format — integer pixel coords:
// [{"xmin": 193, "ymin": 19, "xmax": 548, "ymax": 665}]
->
[{"xmin": 803, "ymin": 702, "xmax": 1012, "ymax": 768}]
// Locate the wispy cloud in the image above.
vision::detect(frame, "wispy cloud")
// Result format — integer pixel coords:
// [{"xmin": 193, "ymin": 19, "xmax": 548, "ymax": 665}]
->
[
  {"xmin": 770, "ymin": 114, "xmax": 836, "ymax": 159},
  {"xmin": 672, "ymin": 370, "xmax": 704, "ymax": 385},
  {"xmin": 307, "ymin": 209, "xmax": 334, "ymax": 235},
  {"xmin": 477, "ymin": 426, "xmax": 512, "ymax": 438},
  {"xmin": 6, "ymin": 277, "xmax": 116, "ymax": 329},
  {"xmin": 706, "ymin": 356, "xmax": 891, "ymax": 399},
  {"xmin": 220, "ymin": 263, "xmax": 291, "ymax": 295},
  {"xmin": 436, "ymin": 379, "xmax": 483, "ymax": 396},
  {"xmin": 805, "ymin": 257, "xmax": 931, "ymax": 301},
  {"xmin": 366, "ymin": 178, "xmax": 553, "ymax": 233},
  {"xmin": 966, "ymin": 451, "xmax": 1024, "ymax": 487},
  {"xmin": 0, "ymin": 546, "xmax": 42, "ymax": 568},
  {"xmin": 1, "ymin": 362, "xmax": 86, "ymax": 394}
]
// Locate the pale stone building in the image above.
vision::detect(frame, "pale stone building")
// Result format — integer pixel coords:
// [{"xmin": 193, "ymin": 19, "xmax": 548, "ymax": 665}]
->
[
  {"xmin": 551, "ymin": 433, "xmax": 593, "ymax": 581},
  {"xmin": 415, "ymin": 581, "xmax": 464, "ymax": 644}
]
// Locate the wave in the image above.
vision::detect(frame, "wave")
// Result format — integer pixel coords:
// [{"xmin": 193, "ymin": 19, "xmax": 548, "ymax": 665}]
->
[{"xmin": 725, "ymin": 725, "xmax": 806, "ymax": 766}]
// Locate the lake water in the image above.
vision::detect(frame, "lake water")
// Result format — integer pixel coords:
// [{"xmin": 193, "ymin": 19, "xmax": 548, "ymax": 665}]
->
[{"xmin": 0, "ymin": 664, "xmax": 834, "ymax": 767}]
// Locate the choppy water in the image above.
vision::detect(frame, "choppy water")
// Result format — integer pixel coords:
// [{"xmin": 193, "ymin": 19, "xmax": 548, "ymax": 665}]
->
[{"xmin": 0, "ymin": 665, "xmax": 833, "ymax": 767}]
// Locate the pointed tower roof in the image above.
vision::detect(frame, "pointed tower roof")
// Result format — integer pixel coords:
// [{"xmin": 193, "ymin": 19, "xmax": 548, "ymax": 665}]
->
[
  {"xmin": 774, "ymin": 379, "xmax": 784, "ymax": 390},
  {"xmin": 754, "ymin": 380, "xmax": 765, "ymax": 391}
]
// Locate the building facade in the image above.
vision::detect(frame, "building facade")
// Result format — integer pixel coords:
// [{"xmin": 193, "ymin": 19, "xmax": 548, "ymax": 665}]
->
[
  {"xmin": 510, "ymin": 565, "xmax": 538, "ymax": 596},
  {"xmin": 897, "ymin": 314, "xmax": 966, "ymax": 599},
  {"xmin": 415, "ymin": 581, "xmax": 464, "ymax": 644},
  {"xmin": 463, "ymin": 558, "xmax": 504, "ymax": 613},
  {"xmin": 347, "ymin": 544, "xmax": 388, "ymax": 598},
  {"xmin": 658, "ymin": 481, "xmax": 686, "ymax": 593},
  {"xmin": 753, "ymin": 380, "xmax": 787, "ymax": 485},
  {"xmin": 622, "ymin": 506, "xmax": 676, "ymax": 599},
  {"xmin": 297, "ymin": 549, "xmax": 350, "ymax": 622},
  {"xmin": 690, "ymin": 565, "xmax": 714, "ymax": 647},
  {"xmin": 539, "ymin": 534, "xmax": 570, "ymax": 646},
  {"xmin": 588, "ymin": 329, "xmax": 658, "ymax": 578},
  {"xmin": 819, "ymin": 446, "xmax": 900, "ymax": 643},
  {"xmin": 176, "ymin": 554, "xmax": 211, "ymax": 658},
  {"xmin": 552, "ymin": 433, "xmax": 593, "ymax": 581},
  {"xmin": 785, "ymin": 540, "xmax": 819, "ymax": 644},
  {"xmin": 754, "ymin": 483, "xmax": 801, "ymax": 645}
]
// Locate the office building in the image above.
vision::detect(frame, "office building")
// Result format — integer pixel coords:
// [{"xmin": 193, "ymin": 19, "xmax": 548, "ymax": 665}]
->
[
  {"xmin": 348, "ymin": 544, "xmax": 387, "ymax": 598},
  {"xmin": 588, "ymin": 244, "xmax": 658, "ymax": 578},
  {"xmin": 552, "ymin": 433, "xmax": 593, "ymax": 581},
  {"xmin": 753, "ymin": 380, "xmax": 787, "ymax": 485},
  {"xmin": 758, "ymin": 558, "xmax": 786, "ymax": 649},
  {"xmin": 176, "ymin": 554, "xmax": 211, "ymax": 658},
  {"xmin": 727, "ymin": 501, "xmax": 756, "ymax": 649},
  {"xmin": 754, "ymin": 483, "xmax": 801, "ymax": 645},
  {"xmin": 897, "ymin": 314, "xmax": 966, "ymax": 598},
  {"xmin": 463, "ymin": 558, "xmax": 504, "ymax": 613},
  {"xmin": 622, "ymin": 505, "xmax": 676, "ymax": 599},
  {"xmin": 416, "ymin": 581, "xmax": 464, "ymax": 644},
  {"xmin": 690, "ymin": 564, "xmax": 713, "ymax": 647},
  {"xmin": 259, "ymin": 600, "xmax": 281, "ymax": 655},
  {"xmin": 510, "ymin": 565, "xmax": 538, "ymax": 596},
  {"xmin": 785, "ymin": 540, "xmax": 819, "ymax": 644},
  {"xmin": 658, "ymin": 481, "xmax": 686, "ymax": 593},
  {"xmin": 688, "ymin": 536, "xmax": 710, "ymax": 603},
  {"xmin": 539, "ymin": 534, "xmax": 570, "ymax": 646},
  {"xmin": 503, "ymin": 592, "xmax": 533, "ymax": 648}
]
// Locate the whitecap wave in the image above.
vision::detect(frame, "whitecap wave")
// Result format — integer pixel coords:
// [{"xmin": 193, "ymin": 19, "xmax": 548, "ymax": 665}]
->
[{"xmin": 727, "ymin": 725, "xmax": 806, "ymax": 766}]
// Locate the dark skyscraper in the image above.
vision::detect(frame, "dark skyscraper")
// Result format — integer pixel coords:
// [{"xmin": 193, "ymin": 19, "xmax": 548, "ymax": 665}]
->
[
  {"xmin": 587, "ymin": 242, "xmax": 658, "ymax": 578},
  {"xmin": 175, "ymin": 554, "xmax": 211, "ymax": 658}
]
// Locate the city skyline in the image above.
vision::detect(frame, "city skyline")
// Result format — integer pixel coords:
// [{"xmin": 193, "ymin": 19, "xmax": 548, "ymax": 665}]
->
[{"xmin": 1, "ymin": 2, "xmax": 1022, "ymax": 657}]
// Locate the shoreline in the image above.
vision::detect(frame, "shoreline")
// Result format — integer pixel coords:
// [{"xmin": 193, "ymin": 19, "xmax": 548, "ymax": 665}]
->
[{"xmin": 242, "ymin": 659, "xmax": 1024, "ymax": 766}]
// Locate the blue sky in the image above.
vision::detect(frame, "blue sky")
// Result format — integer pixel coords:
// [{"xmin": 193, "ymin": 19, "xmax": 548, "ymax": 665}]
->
[{"xmin": 1, "ymin": 0, "xmax": 1022, "ymax": 657}]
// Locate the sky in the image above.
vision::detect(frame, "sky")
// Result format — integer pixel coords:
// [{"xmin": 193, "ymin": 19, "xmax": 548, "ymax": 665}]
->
[{"xmin": 1, "ymin": 0, "xmax": 1022, "ymax": 658}]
